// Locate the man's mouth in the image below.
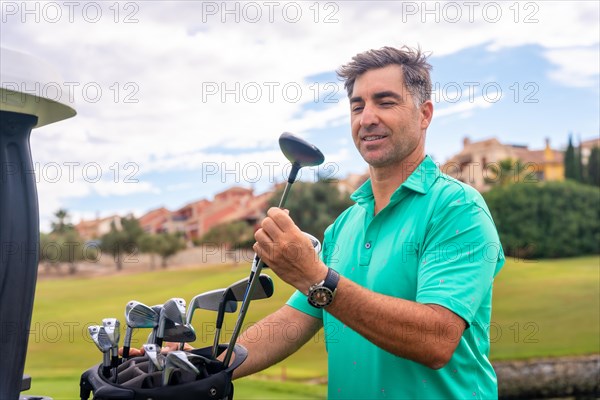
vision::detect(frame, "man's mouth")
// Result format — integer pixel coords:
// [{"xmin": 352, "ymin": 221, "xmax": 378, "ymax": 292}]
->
[{"xmin": 362, "ymin": 135, "xmax": 386, "ymax": 142}]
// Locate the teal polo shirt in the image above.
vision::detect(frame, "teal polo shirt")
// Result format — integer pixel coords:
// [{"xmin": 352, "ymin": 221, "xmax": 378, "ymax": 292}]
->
[{"xmin": 287, "ymin": 155, "xmax": 505, "ymax": 400}]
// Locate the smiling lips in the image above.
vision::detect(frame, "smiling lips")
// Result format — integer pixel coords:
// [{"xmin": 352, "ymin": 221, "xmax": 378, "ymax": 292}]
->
[{"xmin": 362, "ymin": 135, "xmax": 387, "ymax": 142}]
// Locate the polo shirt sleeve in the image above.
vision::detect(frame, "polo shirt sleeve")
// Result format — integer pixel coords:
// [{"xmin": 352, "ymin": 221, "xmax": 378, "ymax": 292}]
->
[
  {"xmin": 415, "ymin": 191, "xmax": 504, "ymax": 326},
  {"xmin": 285, "ymin": 223, "xmax": 338, "ymax": 320}
]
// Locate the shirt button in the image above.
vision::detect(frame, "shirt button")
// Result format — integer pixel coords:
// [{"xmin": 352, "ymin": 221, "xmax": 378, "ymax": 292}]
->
[{"xmin": 365, "ymin": 242, "xmax": 372, "ymax": 249}]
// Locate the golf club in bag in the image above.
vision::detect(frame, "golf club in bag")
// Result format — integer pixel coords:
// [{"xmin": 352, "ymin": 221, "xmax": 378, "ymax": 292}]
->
[
  {"xmin": 223, "ymin": 132, "xmax": 325, "ymax": 366},
  {"xmin": 79, "ymin": 344, "xmax": 247, "ymax": 400}
]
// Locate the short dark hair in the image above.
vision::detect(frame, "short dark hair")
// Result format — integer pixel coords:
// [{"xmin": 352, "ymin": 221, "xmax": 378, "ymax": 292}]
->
[{"xmin": 336, "ymin": 46, "xmax": 432, "ymax": 106}]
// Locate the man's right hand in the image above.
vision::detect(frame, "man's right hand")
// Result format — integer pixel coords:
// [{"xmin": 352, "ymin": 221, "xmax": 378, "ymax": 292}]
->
[{"xmin": 119, "ymin": 342, "xmax": 194, "ymax": 357}]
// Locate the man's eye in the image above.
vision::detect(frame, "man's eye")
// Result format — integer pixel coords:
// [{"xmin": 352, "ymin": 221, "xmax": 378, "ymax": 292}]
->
[
  {"xmin": 352, "ymin": 106, "xmax": 364, "ymax": 112},
  {"xmin": 381, "ymin": 102, "xmax": 395, "ymax": 106}
]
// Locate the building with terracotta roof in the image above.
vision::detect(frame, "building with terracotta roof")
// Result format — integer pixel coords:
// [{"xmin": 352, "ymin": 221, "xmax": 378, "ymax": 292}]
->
[
  {"xmin": 75, "ymin": 215, "xmax": 122, "ymax": 241},
  {"xmin": 442, "ymin": 137, "xmax": 564, "ymax": 192}
]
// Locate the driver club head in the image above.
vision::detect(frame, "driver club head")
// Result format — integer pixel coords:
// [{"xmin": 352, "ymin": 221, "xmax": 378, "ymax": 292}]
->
[
  {"xmin": 303, "ymin": 231, "xmax": 322, "ymax": 254},
  {"xmin": 279, "ymin": 133, "xmax": 325, "ymax": 183},
  {"xmin": 279, "ymin": 132, "xmax": 325, "ymax": 168}
]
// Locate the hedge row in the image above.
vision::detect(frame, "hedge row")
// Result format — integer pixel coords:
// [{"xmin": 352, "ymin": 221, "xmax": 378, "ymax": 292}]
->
[{"xmin": 483, "ymin": 180, "xmax": 600, "ymax": 259}]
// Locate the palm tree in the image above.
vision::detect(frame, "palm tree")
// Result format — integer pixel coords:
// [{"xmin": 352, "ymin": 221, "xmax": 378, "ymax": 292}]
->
[{"xmin": 484, "ymin": 158, "xmax": 528, "ymax": 187}]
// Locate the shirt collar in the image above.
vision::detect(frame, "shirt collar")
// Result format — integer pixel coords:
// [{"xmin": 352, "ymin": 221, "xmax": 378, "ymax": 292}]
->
[{"xmin": 350, "ymin": 155, "xmax": 440, "ymax": 207}]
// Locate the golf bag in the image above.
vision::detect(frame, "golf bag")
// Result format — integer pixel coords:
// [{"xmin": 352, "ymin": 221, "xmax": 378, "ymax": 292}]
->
[{"xmin": 79, "ymin": 345, "xmax": 247, "ymax": 400}]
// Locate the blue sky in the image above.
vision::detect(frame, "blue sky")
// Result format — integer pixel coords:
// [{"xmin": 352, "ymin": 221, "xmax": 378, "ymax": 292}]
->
[{"xmin": 1, "ymin": 1, "xmax": 598, "ymax": 230}]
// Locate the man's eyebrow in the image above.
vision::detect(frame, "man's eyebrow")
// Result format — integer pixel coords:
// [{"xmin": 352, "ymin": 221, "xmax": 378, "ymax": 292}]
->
[
  {"xmin": 349, "ymin": 91, "xmax": 403, "ymax": 103},
  {"xmin": 373, "ymin": 91, "xmax": 403, "ymax": 100}
]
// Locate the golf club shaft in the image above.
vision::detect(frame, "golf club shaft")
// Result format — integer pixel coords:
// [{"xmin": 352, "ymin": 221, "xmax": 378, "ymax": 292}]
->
[
  {"xmin": 223, "ymin": 258, "xmax": 267, "ymax": 366},
  {"xmin": 223, "ymin": 180, "xmax": 294, "ymax": 366},
  {"xmin": 122, "ymin": 327, "xmax": 132, "ymax": 359},
  {"xmin": 212, "ymin": 327, "xmax": 222, "ymax": 358}
]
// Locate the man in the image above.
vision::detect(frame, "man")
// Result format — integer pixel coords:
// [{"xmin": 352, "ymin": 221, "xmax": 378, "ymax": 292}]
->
[{"xmin": 236, "ymin": 46, "xmax": 505, "ymax": 399}]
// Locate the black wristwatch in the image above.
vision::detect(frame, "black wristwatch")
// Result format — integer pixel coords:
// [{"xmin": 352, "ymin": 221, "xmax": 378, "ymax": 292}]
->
[{"xmin": 307, "ymin": 268, "xmax": 340, "ymax": 308}]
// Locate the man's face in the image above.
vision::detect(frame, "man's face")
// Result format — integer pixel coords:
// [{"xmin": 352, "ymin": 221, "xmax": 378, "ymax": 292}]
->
[{"xmin": 349, "ymin": 65, "xmax": 431, "ymax": 169}]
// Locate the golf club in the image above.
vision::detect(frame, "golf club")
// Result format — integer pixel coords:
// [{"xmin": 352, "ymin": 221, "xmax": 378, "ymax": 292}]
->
[
  {"xmin": 303, "ymin": 231, "xmax": 322, "ymax": 254},
  {"xmin": 156, "ymin": 298, "xmax": 186, "ymax": 348},
  {"xmin": 89, "ymin": 325, "xmax": 112, "ymax": 379},
  {"xmin": 142, "ymin": 343, "xmax": 162, "ymax": 373},
  {"xmin": 161, "ymin": 351, "xmax": 202, "ymax": 386},
  {"xmin": 224, "ymin": 132, "xmax": 324, "ymax": 365},
  {"xmin": 162, "ymin": 320, "xmax": 197, "ymax": 344},
  {"xmin": 102, "ymin": 318, "xmax": 120, "ymax": 381},
  {"xmin": 183, "ymin": 288, "xmax": 238, "ymax": 350},
  {"xmin": 212, "ymin": 275, "xmax": 274, "ymax": 358},
  {"xmin": 147, "ymin": 304, "xmax": 164, "ymax": 345},
  {"xmin": 122, "ymin": 301, "xmax": 159, "ymax": 360}
]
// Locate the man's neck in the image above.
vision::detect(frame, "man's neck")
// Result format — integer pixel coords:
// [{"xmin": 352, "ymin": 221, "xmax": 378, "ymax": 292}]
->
[{"xmin": 370, "ymin": 152, "xmax": 425, "ymax": 214}]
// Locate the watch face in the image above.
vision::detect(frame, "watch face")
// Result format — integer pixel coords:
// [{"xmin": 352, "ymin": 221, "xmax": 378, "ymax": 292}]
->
[{"xmin": 309, "ymin": 287, "xmax": 333, "ymax": 307}]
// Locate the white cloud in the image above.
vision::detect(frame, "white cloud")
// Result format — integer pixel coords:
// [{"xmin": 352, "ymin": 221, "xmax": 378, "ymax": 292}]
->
[
  {"xmin": 544, "ymin": 47, "xmax": 600, "ymax": 88},
  {"xmin": 1, "ymin": 0, "xmax": 598, "ymax": 228}
]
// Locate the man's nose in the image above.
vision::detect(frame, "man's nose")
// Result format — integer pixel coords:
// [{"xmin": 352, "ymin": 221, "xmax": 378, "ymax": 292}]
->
[{"xmin": 360, "ymin": 104, "xmax": 379, "ymax": 127}]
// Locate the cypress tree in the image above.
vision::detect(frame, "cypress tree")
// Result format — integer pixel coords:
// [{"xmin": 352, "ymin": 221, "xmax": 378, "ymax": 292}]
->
[
  {"xmin": 564, "ymin": 133, "xmax": 576, "ymax": 180},
  {"xmin": 588, "ymin": 146, "xmax": 600, "ymax": 186}
]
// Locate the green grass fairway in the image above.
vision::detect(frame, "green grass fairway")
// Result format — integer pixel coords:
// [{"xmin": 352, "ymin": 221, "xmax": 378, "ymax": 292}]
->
[
  {"xmin": 490, "ymin": 256, "xmax": 600, "ymax": 360},
  {"xmin": 23, "ymin": 256, "xmax": 599, "ymax": 399}
]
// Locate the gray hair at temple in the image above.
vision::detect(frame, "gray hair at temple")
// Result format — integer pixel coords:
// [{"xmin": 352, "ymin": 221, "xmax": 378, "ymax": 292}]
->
[{"xmin": 336, "ymin": 46, "xmax": 433, "ymax": 107}]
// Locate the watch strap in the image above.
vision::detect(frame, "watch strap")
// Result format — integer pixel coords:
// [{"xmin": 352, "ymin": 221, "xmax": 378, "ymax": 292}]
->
[{"xmin": 323, "ymin": 268, "xmax": 340, "ymax": 292}]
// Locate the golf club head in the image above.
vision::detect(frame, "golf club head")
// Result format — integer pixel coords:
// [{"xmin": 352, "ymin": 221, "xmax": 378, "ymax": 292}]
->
[
  {"xmin": 157, "ymin": 298, "xmax": 186, "ymax": 341},
  {"xmin": 230, "ymin": 274, "xmax": 274, "ymax": 300},
  {"xmin": 94, "ymin": 326, "xmax": 113, "ymax": 376},
  {"xmin": 162, "ymin": 351, "xmax": 200, "ymax": 386},
  {"xmin": 101, "ymin": 318, "xmax": 120, "ymax": 347},
  {"xmin": 125, "ymin": 301, "xmax": 160, "ymax": 328},
  {"xmin": 163, "ymin": 321, "xmax": 197, "ymax": 343},
  {"xmin": 123, "ymin": 301, "xmax": 159, "ymax": 359},
  {"xmin": 187, "ymin": 288, "xmax": 238, "ymax": 325},
  {"xmin": 279, "ymin": 132, "xmax": 325, "ymax": 168},
  {"xmin": 142, "ymin": 343, "xmax": 162, "ymax": 372},
  {"xmin": 88, "ymin": 325, "xmax": 105, "ymax": 352},
  {"xmin": 303, "ymin": 231, "xmax": 322, "ymax": 254}
]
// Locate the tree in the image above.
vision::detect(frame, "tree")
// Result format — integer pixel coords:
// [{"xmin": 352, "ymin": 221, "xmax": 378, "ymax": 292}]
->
[
  {"xmin": 51, "ymin": 208, "xmax": 74, "ymax": 234},
  {"xmin": 155, "ymin": 232, "xmax": 186, "ymax": 268},
  {"xmin": 197, "ymin": 220, "xmax": 255, "ymax": 249},
  {"xmin": 564, "ymin": 134, "xmax": 577, "ymax": 180},
  {"xmin": 267, "ymin": 178, "xmax": 354, "ymax": 243},
  {"xmin": 587, "ymin": 147, "xmax": 600, "ymax": 186},
  {"xmin": 100, "ymin": 222, "xmax": 129, "ymax": 270},
  {"xmin": 41, "ymin": 209, "xmax": 88, "ymax": 275},
  {"xmin": 484, "ymin": 158, "xmax": 528, "ymax": 187},
  {"xmin": 99, "ymin": 217, "xmax": 143, "ymax": 270},
  {"xmin": 139, "ymin": 233, "xmax": 160, "ymax": 269},
  {"xmin": 576, "ymin": 136, "xmax": 584, "ymax": 182}
]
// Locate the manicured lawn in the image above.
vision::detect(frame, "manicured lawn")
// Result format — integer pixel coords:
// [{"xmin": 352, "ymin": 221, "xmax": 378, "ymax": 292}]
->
[{"xmin": 23, "ymin": 256, "xmax": 599, "ymax": 399}]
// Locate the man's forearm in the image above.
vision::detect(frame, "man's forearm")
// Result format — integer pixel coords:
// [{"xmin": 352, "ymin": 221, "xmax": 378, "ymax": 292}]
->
[
  {"xmin": 326, "ymin": 277, "xmax": 466, "ymax": 369},
  {"xmin": 232, "ymin": 305, "xmax": 322, "ymax": 379}
]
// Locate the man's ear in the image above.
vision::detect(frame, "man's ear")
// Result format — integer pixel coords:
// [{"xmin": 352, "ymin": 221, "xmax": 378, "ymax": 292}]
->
[{"xmin": 420, "ymin": 100, "xmax": 434, "ymax": 130}]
